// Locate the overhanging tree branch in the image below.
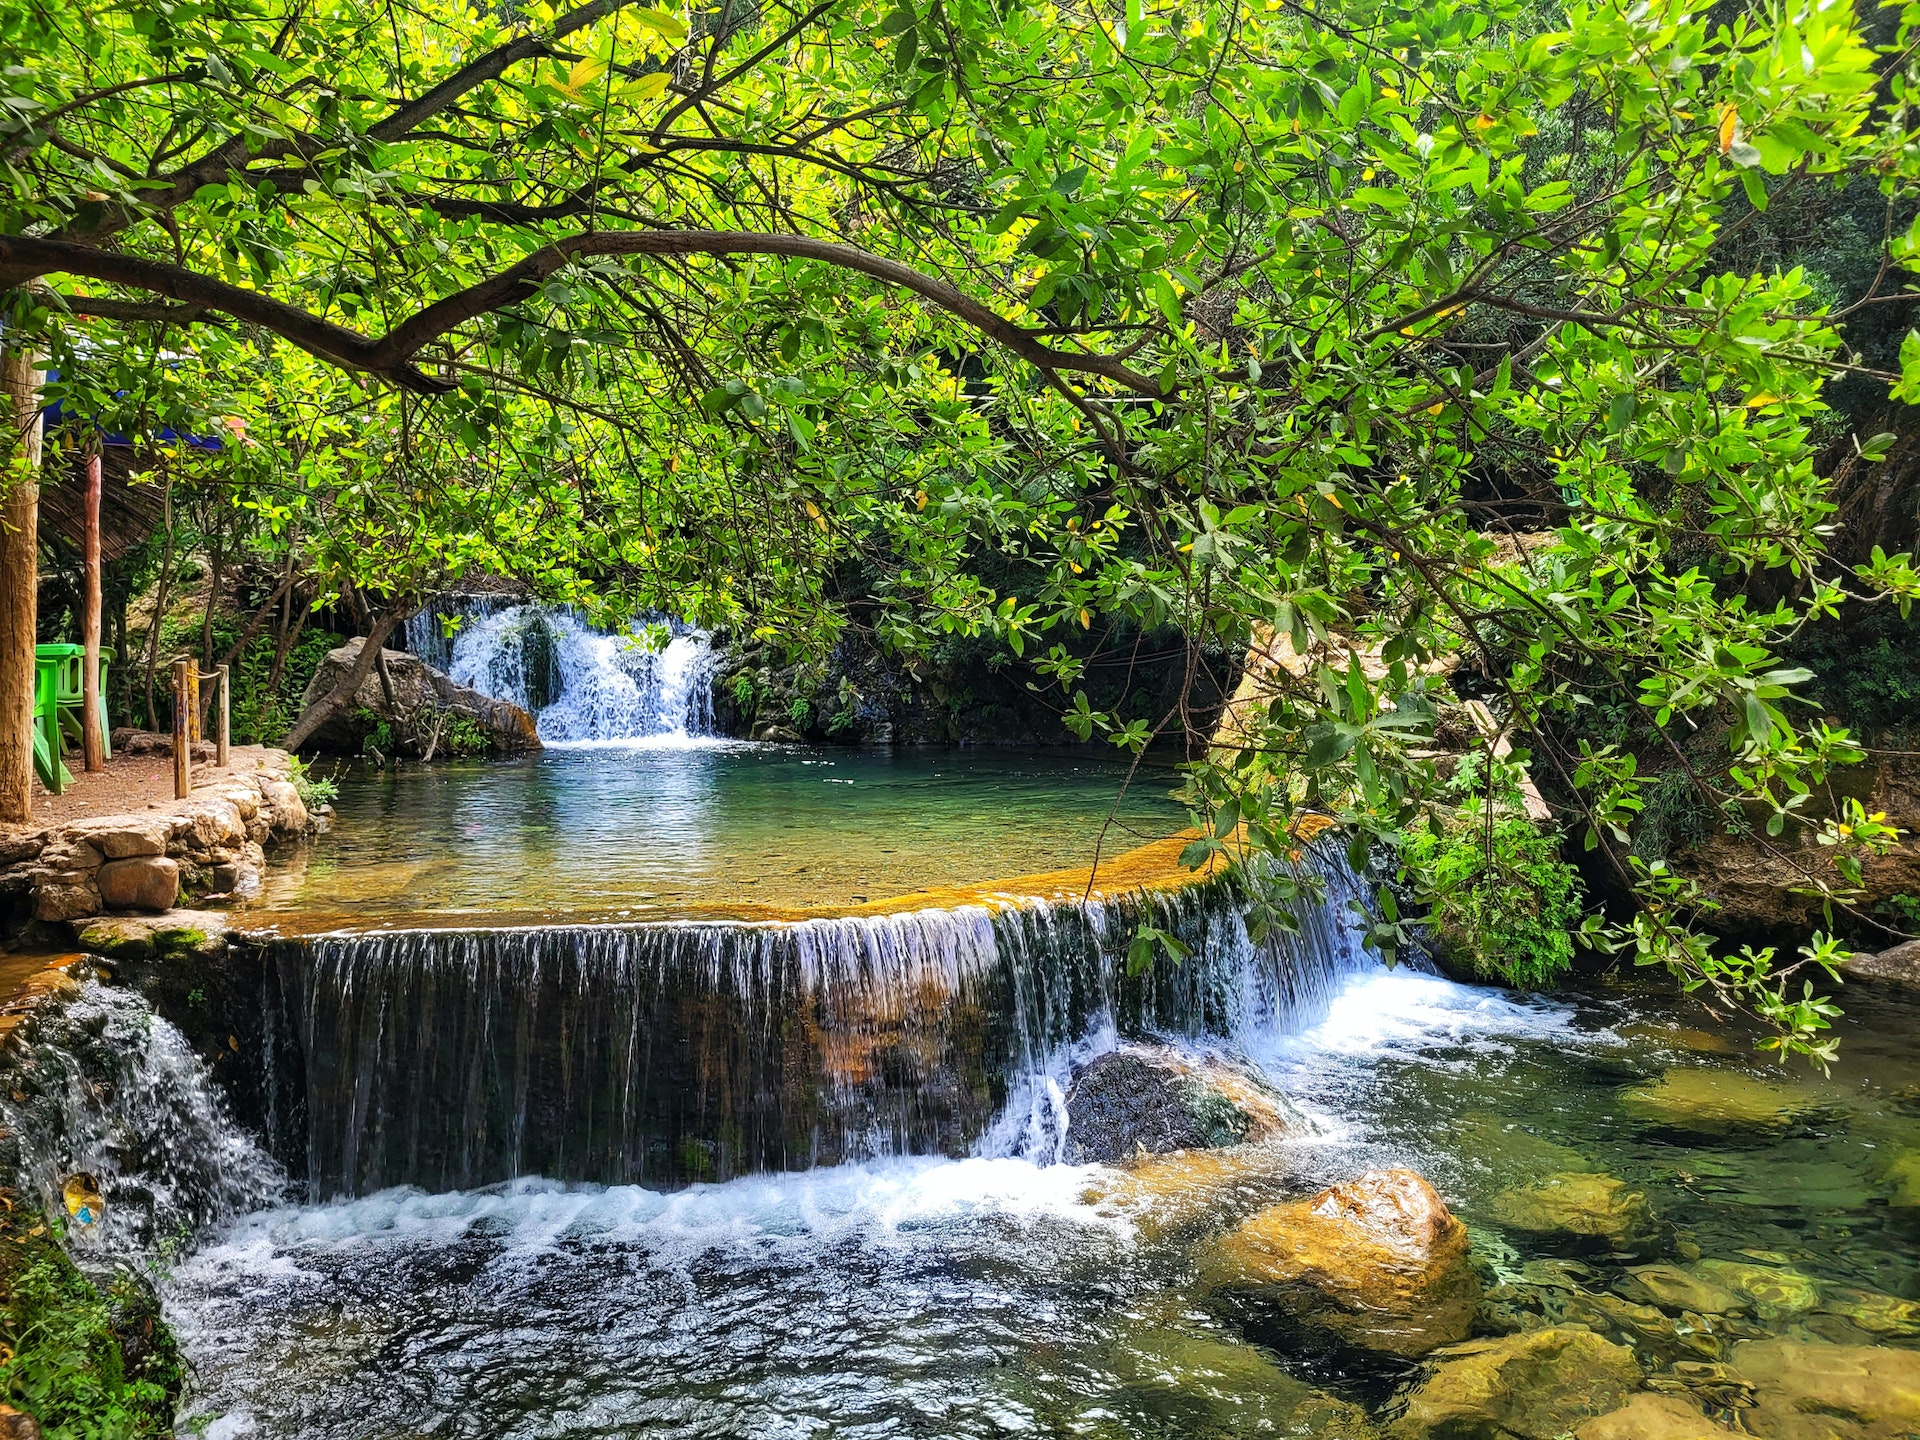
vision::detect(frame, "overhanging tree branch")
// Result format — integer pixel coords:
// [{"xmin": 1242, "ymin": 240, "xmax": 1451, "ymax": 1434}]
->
[{"xmin": 1, "ymin": 229, "xmax": 1165, "ymax": 397}]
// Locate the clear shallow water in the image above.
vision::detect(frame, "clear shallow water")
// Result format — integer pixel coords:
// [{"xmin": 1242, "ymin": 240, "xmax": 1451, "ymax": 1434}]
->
[
  {"xmin": 161, "ymin": 968, "xmax": 1920, "ymax": 1438},
  {"xmin": 254, "ymin": 746, "xmax": 1183, "ymax": 924}
]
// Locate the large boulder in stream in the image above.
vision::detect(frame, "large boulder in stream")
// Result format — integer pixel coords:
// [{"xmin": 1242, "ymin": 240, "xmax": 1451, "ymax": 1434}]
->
[
  {"xmin": 294, "ymin": 639, "xmax": 541, "ymax": 756},
  {"xmin": 1390, "ymin": 1327, "xmax": 1640, "ymax": 1439},
  {"xmin": 1063, "ymin": 1044, "xmax": 1306, "ymax": 1164},
  {"xmin": 1204, "ymin": 1169, "xmax": 1480, "ymax": 1357}
]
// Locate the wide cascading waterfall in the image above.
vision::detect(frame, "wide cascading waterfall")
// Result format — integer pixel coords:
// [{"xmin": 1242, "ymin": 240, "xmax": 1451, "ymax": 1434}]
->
[
  {"xmin": 241, "ymin": 853, "xmax": 1382, "ymax": 1200},
  {"xmin": 0, "ymin": 981, "xmax": 284, "ymax": 1256},
  {"xmin": 410, "ymin": 597, "xmax": 716, "ymax": 743},
  {"xmin": 403, "ymin": 592, "xmax": 521, "ymax": 673}
]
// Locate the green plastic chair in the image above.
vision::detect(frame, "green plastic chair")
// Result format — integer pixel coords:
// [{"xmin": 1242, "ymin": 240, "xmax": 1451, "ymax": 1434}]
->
[
  {"xmin": 32, "ymin": 644, "xmax": 115, "ymax": 794},
  {"xmin": 32, "ymin": 650, "xmax": 69, "ymax": 794}
]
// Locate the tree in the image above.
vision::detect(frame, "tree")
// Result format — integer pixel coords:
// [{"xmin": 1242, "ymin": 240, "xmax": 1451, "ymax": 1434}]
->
[{"xmin": 5, "ymin": 0, "xmax": 1920, "ymax": 1058}]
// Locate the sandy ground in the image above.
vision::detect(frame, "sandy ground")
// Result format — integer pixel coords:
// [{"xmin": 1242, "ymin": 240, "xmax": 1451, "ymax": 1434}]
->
[{"xmin": 13, "ymin": 744, "xmax": 262, "ymax": 830}]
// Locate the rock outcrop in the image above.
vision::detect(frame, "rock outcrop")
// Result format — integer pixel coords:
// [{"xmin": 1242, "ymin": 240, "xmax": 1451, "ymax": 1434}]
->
[
  {"xmin": 1390, "ymin": 1328, "xmax": 1640, "ymax": 1439},
  {"xmin": 1205, "ymin": 1169, "xmax": 1480, "ymax": 1357},
  {"xmin": 1063, "ymin": 1044, "xmax": 1306, "ymax": 1163},
  {"xmin": 1842, "ymin": 938, "xmax": 1920, "ymax": 989},
  {"xmin": 1729, "ymin": 1339, "xmax": 1920, "ymax": 1439},
  {"xmin": 293, "ymin": 639, "xmax": 540, "ymax": 756}
]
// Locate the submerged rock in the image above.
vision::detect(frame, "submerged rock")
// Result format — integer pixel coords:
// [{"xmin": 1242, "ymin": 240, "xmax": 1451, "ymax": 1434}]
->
[
  {"xmin": 1063, "ymin": 1044, "xmax": 1305, "ymax": 1164},
  {"xmin": 1881, "ymin": 1149, "xmax": 1920, "ymax": 1209},
  {"xmin": 1617, "ymin": 1263, "xmax": 1742, "ymax": 1317},
  {"xmin": 1487, "ymin": 1172, "xmax": 1657, "ymax": 1250},
  {"xmin": 1572, "ymin": 1393, "xmax": 1737, "ymax": 1439},
  {"xmin": 1390, "ymin": 1328, "xmax": 1640, "ymax": 1439},
  {"xmin": 1086, "ymin": 1143, "xmax": 1299, "ymax": 1237},
  {"xmin": 1073, "ymin": 1315, "xmax": 1382, "ymax": 1437},
  {"xmin": 1620, "ymin": 1068, "xmax": 1815, "ymax": 1136},
  {"xmin": 1205, "ymin": 1169, "xmax": 1480, "ymax": 1357},
  {"xmin": 1689, "ymin": 1260, "xmax": 1822, "ymax": 1323},
  {"xmin": 1730, "ymin": 1339, "xmax": 1920, "ymax": 1439}
]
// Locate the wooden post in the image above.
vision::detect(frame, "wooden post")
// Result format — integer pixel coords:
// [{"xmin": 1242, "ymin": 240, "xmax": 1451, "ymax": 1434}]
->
[
  {"xmin": 216, "ymin": 664, "xmax": 229, "ymax": 767},
  {"xmin": 0, "ymin": 348, "xmax": 43, "ymax": 824},
  {"xmin": 81, "ymin": 449, "xmax": 103, "ymax": 772},
  {"xmin": 172, "ymin": 658, "xmax": 190, "ymax": 798},
  {"xmin": 186, "ymin": 662, "xmax": 201, "ymax": 744}
]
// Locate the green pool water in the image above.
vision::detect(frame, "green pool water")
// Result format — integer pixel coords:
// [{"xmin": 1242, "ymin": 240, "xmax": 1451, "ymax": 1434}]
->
[{"xmin": 253, "ymin": 743, "xmax": 1185, "ymax": 925}]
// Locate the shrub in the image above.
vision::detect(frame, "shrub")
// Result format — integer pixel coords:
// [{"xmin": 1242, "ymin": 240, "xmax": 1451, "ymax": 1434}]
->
[
  {"xmin": 287, "ymin": 755, "xmax": 338, "ymax": 809},
  {"xmin": 1403, "ymin": 817, "xmax": 1586, "ymax": 989},
  {"xmin": 0, "ymin": 1213, "xmax": 183, "ymax": 1439},
  {"xmin": 443, "ymin": 714, "xmax": 490, "ymax": 758}
]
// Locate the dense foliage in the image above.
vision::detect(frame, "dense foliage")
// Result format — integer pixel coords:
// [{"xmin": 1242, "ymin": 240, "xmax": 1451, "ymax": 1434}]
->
[
  {"xmin": 1406, "ymin": 815, "xmax": 1587, "ymax": 988},
  {"xmin": 7, "ymin": 0, "xmax": 1920, "ymax": 1057},
  {"xmin": 0, "ymin": 1211, "xmax": 182, "ymax": 1440}
]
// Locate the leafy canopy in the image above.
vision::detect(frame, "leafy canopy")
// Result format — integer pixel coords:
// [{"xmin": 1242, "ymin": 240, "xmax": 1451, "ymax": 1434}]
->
[{"xmin": 6, "ymin": 0, "xmax": 1920, "ymax": 1058}]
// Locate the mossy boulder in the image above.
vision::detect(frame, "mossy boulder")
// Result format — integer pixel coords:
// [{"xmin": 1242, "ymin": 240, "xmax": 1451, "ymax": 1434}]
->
[
  {"xmin": 1487, "ymin": 1172, "xmax": 1657, "ymax": 1250},
  {"xmin": 1204, "ymin": 1169, "xmax": 1480, "ymax": 1357},
  {"xmin": 1729, "ymin": 1339, "xmax": 1920, "ymax": 1439},
  {"xmin": 74, "ymin": 908, "xmax": 231, "ymax": 964},
  {"xmin": 1619, "ymin": 1068, "xmax": 1815, "ymax": 1136},
  {"xmin": 1572, "ymin": 1393, "xmax": 1737, "ymax": 1439},
  {"xmin": 1390, "ymin": 1328, "xmax": 1640, "ymax": 1439},
  {"xmin": 1063, "ymin": 1044, "xmax": 1305, "ymax": 1164}
]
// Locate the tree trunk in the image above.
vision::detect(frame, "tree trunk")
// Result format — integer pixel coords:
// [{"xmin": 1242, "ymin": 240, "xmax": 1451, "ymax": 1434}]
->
[
  {"xmin": 0, "ymin": 347, "xmax": 43, "ymax": 824},
  {"xmin": 266, "ymin": 594, "xmax": 312, "ymax": 695},
  {"xmin": 281, "ymin": 610, "xmax": 404, "ymax": 752},
  {"xmin": 143, "ymin": 476, "xmax": 176, "ymax": 730},
  {"xmin": 81, "ymin": 448, "xmax": 103, "ymax": 772}
]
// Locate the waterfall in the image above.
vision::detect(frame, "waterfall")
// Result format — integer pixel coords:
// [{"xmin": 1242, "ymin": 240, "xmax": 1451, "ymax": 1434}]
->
[
  {"xmin": 0, "ymin": 981, "xmax": 283, "ymax": 1256},
  {"xmin": 408, "ymin": 598, "xmax": 717, "ymax": 743},
  {"xmin": 242, "ymin": 853, "xmax": 1382, "ymax": 1200}
]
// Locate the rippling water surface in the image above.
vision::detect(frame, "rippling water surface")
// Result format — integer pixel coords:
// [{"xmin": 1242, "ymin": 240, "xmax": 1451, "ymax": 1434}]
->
[
  {"xmin": 255, "ymin": 746, "xmax": 1183, "ymax": 923},
  {"xmin": 161, "ymin": 968, "xmax": 1920, "ymax": 1438}
]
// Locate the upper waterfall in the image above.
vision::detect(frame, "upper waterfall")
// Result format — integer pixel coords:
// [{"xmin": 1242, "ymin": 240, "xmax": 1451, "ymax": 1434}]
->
[{"xmin": 408, "ymin": 599, "xmax": 717, "ymax": 744}]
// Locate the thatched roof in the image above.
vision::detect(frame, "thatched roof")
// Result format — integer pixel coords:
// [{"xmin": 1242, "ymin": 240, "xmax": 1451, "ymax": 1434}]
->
[{"xmin": 36, "ymin": 448, "xmax": 169, "ymax": 562}]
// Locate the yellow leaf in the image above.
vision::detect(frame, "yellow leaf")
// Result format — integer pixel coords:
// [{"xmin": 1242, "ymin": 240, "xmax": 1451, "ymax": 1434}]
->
[
  {"xmin": 563, "ymin": 57, "xmax": 608, "ymax": 95},
  {"xmin": 1473, "ymin": 113, "xmax": 1496, "ymax": 132},
  {"xmin": 1079, "ymin": 608, "xmax": 1092, "ymax": 628},
  {"xmin": 634, "ymin": 6, "xmax": 690, "ymax": 43},
  {"xmin": 1426, "ymin": 402, "xmax": 1444, "ymax": 415},
  {"xmin": 1718, "ymin": 104, "xmax": 1738, "ymax": 155},
  {"xmin": 622, "ymin": 72, "xmax": 669, "ymax": 103},
  {"xmin": 914, "ymin": 489, "xmax": 927, "ymax": 510},
  {"xmin": 1746, "ymin": 391, "xmax": 1779, "ymax": 407}
]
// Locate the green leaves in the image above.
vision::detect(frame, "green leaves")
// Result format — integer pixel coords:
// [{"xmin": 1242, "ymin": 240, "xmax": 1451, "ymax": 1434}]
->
[{"xmin": 1126, "ymin": 923, "xmax": 1191, "ymax": 976}]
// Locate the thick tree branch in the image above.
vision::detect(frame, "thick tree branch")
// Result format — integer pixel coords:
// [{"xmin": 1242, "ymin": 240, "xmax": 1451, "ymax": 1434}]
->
[{"xmin": 2, "ymin": 229, "xmax": 1164, "ymax": 396}]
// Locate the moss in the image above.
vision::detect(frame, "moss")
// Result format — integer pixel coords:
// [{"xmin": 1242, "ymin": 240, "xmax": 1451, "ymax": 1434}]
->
[{"xmin": 0, "ymin": 1201, "xmax": 184, "ymax": 1439}]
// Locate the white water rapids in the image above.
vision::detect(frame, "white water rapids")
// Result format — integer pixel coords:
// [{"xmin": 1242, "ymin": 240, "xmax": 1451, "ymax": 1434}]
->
[{"xmin": 410, "ymin": 599, "xmax": 719, "ymax": 745}]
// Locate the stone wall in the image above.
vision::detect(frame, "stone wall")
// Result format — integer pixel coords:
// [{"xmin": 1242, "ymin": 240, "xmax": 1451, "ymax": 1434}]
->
[{"xmin": 0, "ymin": 748, "xmax": 313, "ymax": 929}]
